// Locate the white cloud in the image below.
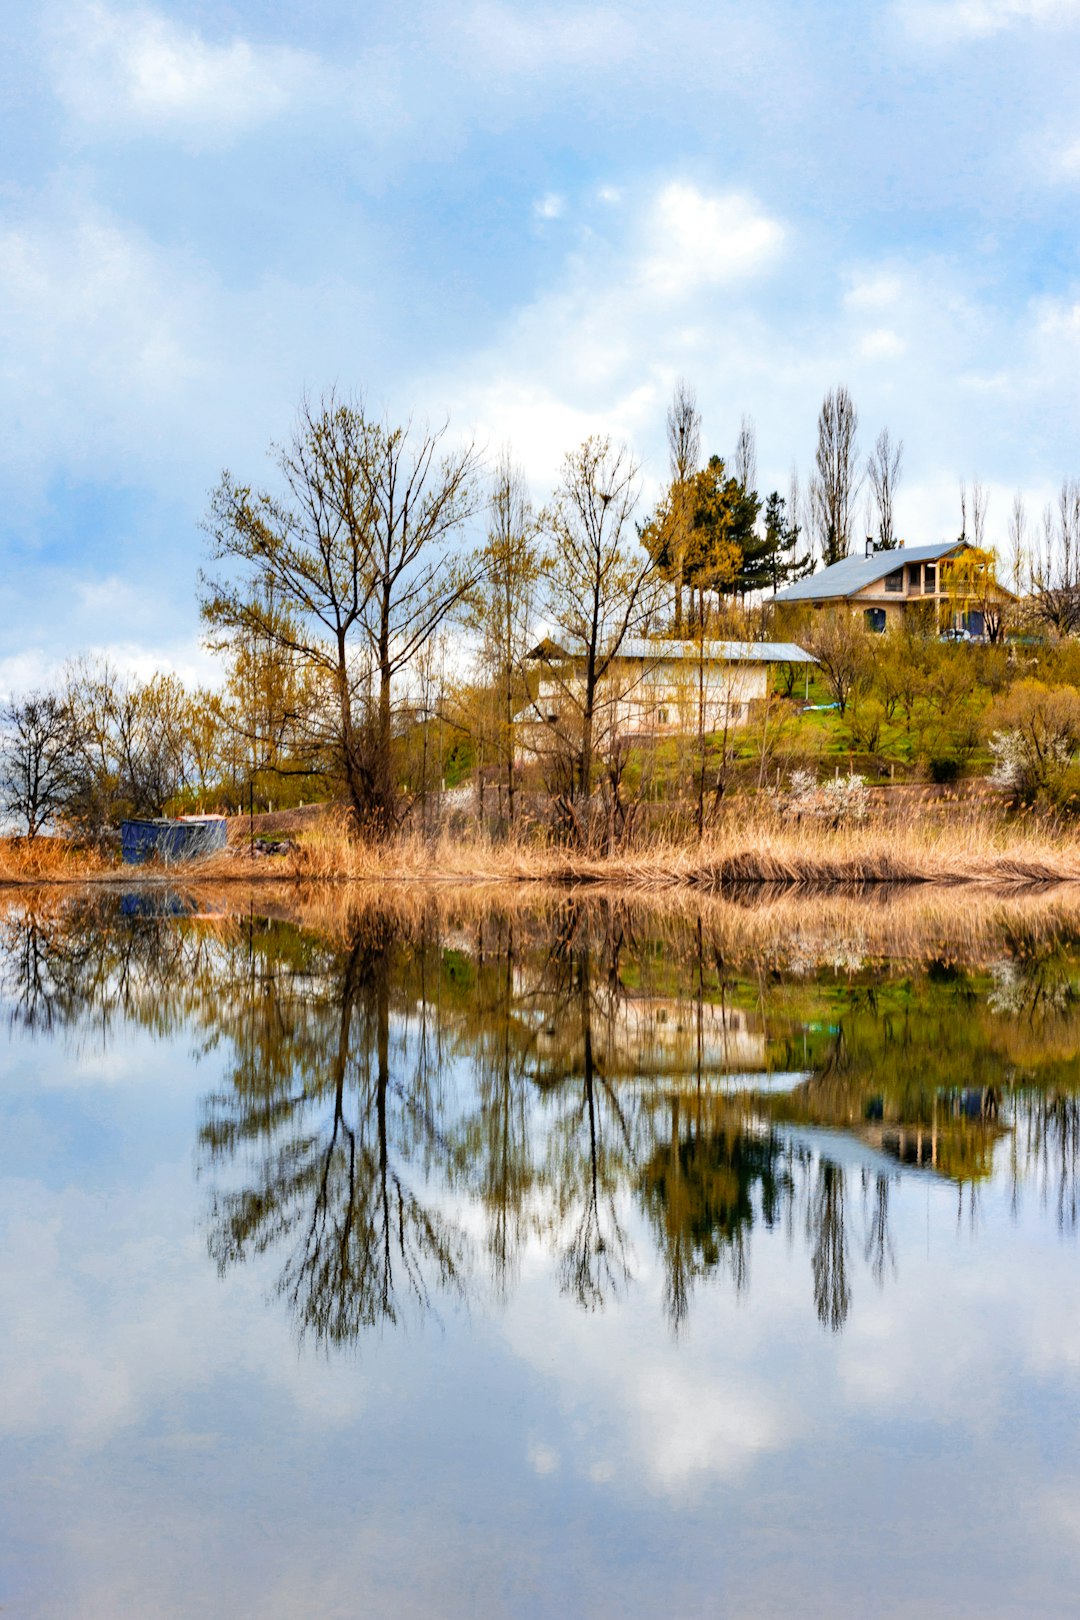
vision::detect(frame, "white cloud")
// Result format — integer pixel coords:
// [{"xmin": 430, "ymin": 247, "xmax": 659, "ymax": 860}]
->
[
  {"xmin": 432, "ymin": 186, "xmax": 1080, "ymax": 549},
  {"xmin": 859, "ymin": 327, "xmax": 907, "ymax": 360},
  {"xmin": 435, "ymin": 179, "xmax": 786, "ymax": 487},
  {"xmin": 463, "ymin": 3, "xmax": 635, "ymax": 73},
  {"xmin": 898, "ymin": 0, "xmax": 1080, "ymax": 42},
  {"xmin": 49, "ymin": 2, "xmax": 326, "ymax": 143},
  {"xmin": 533, "ymin": 192, "xmax": 565, "ymax": 221},
  {"xmin": 638, "ymin": 183, "xmax": 784, "ymax": 299},
  {"xmin": 526, "ymin": 1440, "xmax": 560, "ymax": 1475}
]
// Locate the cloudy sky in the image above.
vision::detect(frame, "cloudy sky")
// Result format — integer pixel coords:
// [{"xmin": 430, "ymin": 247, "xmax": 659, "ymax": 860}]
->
[{"xmin": 2, "ymin": 0, "xmax": 1079, "ymax": 690}]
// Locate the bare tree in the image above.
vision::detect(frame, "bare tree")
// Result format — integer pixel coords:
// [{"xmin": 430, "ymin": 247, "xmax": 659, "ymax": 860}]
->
[
  {"xmin": 542, "ymin": 437, "xmax": 653, "ymax": 820},
  {"xmin": 803, "ymin": 610, "xmax": 870, "ymax": 716},
  {"xmin": 62, "ymin": 660, "xmax": 200, "ymax": 828},
  {"xmin": 665, "ymin": 380, "xmax": 702, "ymax": 635},
  {"xmin": 0, "ymin": 692, "xmax": 75, "ymax": 838},
  {"xmin": 789, "ymin": 464, "xmax": 813, "ymax": 566},
  {"xmin": 809, "ymin": 386, "xmax": 861, "ymax": 567},
  {"xmin": 1031, "ymin": 481, "xmax": 1080, "ymax": 635},
  {"xmin": 958, "ymin": 477, "xmax": 989, "ymax": 551},
  {"xmin": 866, "ymin": 427, "xmax": 903, "ymax": 550},
  {"xmin": 1007, "ymin": 492, "xmax": 1029, "ymax": 595},
  {"xmin": 467, "ymin": 449, "xmax": 545, "ymax": 829},
  {"xmin": 202, "ymin": 394, "xmax": 481, "ymax": 834},
  {"xmin": 734, "ymin": 413, "xmax": 757, "ymax": 494}
]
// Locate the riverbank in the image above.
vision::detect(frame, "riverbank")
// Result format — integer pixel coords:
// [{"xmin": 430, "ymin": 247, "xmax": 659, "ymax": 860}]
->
[{"xmin": 2, "ymin": 801, "xmax": 1080, "ymax": 892}]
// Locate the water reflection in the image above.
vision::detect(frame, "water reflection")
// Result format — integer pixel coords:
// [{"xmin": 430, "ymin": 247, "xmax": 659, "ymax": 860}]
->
[{"xmin": 4, "ymin": 891, "xmax": 1080, "ymax": 1343}]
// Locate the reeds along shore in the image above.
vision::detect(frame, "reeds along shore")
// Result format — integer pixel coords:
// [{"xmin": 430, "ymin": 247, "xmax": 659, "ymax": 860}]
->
[
  {"xmin": 3, "ymin": 799, "xmax": 1080, "ymax": 890},
  {"xmin": 7, "ymin": 868, "xmax": 1080, "ymax": 975}
]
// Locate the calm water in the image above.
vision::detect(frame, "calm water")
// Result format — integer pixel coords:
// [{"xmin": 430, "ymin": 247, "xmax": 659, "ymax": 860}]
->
[{"xmin": 3, "ymin": 890, "xmax": 1080, "ymax": 1618}]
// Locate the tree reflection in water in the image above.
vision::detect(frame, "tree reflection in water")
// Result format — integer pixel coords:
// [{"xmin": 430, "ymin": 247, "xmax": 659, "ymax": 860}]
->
[
  {"xmin": 5, "ymin": 890, "xmax": 1080, "ymax": 1345},
  {"xmin": 201, "ymin": 915, "xmax": 468, "ymax": 1343}
]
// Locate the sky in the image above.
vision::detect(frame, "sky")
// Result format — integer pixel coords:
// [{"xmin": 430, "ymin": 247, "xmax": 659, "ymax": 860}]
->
[{"xmin": 2, "ymin": 0, "xmax": 1079, "ymax": 693}]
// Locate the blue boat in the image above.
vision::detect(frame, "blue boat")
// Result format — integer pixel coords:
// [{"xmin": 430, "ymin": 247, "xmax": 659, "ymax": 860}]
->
[{"xmin": 120, "ymin": 817, "xmax": 228, "ymax": 865}]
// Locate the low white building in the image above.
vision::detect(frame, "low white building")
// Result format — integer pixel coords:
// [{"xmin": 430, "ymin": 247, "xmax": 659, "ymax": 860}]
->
[{"xmin": 519, "ymin": 636, "xmax": 815, "ymax": 756}]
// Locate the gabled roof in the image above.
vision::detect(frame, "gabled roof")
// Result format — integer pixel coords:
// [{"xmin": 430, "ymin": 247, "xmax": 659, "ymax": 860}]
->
[
  {"xmin": 774, "ymin": 541, "xmax": 963, "ymax": 604},
  {"xmin": 529, "ymin": 636, "xmax": 816, "ymax": 665}
]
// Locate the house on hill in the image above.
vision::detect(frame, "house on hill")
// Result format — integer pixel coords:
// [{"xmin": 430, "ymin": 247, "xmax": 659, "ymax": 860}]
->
[
  {"xmin": 773, "ymin": 540, "xmax": 1011, "ymax": 635},
  {"xmin": 518, "ymin": 636, "xmax": 815, "ymax": 758}
]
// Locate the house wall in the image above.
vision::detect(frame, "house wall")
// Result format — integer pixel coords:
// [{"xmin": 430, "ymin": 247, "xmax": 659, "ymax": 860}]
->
[{"xmin": 535, "ymin": 657, "xmax": 768, "ymax": 736}]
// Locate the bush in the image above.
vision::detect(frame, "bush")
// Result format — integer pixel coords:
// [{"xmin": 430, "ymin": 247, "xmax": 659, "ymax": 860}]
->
[
  {"xmin": 986, "ymin": 679, "xmax": 1080, "ymax": 805},
  {"xmin": 782, "ymin": 768, "xmax": 870, "ymax": 825},
  {"xmin": 928, "ymin": 756, "xmax": 961, "ymax": 784}
]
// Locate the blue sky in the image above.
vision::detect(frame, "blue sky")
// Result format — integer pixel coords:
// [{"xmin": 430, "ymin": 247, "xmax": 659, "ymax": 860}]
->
[{"xmin": 2, "ymin": 0, "xmax": 1079, "ymax": 690}]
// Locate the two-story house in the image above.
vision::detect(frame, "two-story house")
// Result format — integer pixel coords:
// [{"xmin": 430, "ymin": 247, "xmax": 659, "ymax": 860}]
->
[{"xmin": 773, "ymin": 540, "xmax": 1010, "ymax": 634}]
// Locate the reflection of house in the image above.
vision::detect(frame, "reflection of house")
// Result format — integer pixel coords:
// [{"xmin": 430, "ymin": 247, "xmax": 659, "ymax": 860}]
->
[
  {"xmin": 528, "ymin": 994, "xmax": 768, "ymax": 1082},
  {"xmin": 519, "ymin": 637, "xmax": 814, "ymax": 753},
  {"xmin": 774, "ymin": 540, "xmax": 1012, "ymax": 635}
]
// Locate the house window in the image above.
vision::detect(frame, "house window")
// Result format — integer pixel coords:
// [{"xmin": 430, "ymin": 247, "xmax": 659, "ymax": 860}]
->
[
  {"xmin": 884, "ymin": 569, "xmax": 904, "ymax": 593},
  {"xmin": 865, "ymin": 607, "xmax": 887, "ymax": 633},
  {"xmin": 657, "ymin": 707, "xmax": 669, "ymax": 725},
  {"xmin": 924, "ymin": 563, "xmax": 937, "ymax": 594},
  {"xmin": 545, "ymin": 712, "xmax": 558, "ymax": 724}
]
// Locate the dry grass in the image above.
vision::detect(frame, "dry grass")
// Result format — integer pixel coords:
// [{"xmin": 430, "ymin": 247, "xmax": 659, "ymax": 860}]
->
[
  {"xmin": 3, "ymin": 798, "xmax": 1080, "ymax": 893},
  {"xmin": 7, "ymin": 870, "xmax": 1080, "ymax": 972},
  {"xmin": 268, "ymin": 801, "xmax": 1080, "ymax": 891}
]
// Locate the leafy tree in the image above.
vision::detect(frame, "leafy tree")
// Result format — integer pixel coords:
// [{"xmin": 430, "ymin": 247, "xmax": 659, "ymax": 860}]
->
[
  {"xmin": 941, "ymin": 545, "xmax": 1008, "ymax": 642},
  {"xmin": 760, "ymin": 490, "xmax": 812, "ymax": 594},
  {"xmin": 685, "ymin": 455, "xmax": 758, "ymax": 613},
  {"xmin": 63, "ymin": 659, "xmax": 203, "ymax": 828},
  {"xmin": 803, "ymin": 610, "xmax": 872, "ymax": 716},
  {"xmin": 986, "ymin": 680, "xmax": 1080, "ymax": 805}
]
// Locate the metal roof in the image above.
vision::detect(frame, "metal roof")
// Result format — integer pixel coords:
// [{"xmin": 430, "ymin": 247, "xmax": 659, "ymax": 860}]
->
[
  {"xmin": 530, "ymin": 636, "xmax": 816, "ymax": 665},
  {"xmin": 773, "ymin": 541, "xmax": 963, "ymax": 603}
]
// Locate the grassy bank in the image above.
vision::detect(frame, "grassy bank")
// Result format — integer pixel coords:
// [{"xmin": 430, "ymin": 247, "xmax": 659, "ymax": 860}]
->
[{"xmin": 3, "ymin": 798, "xmax": 1080, "ymax": 891}]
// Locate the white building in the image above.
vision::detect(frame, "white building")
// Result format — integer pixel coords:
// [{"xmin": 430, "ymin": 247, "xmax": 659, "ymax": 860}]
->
[{"xmin": 519, "ymin": 636, "xmax": 815, "ymax": 755}]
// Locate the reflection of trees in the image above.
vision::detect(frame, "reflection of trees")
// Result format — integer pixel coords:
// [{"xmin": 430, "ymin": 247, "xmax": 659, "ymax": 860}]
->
[
  {"xmin": 537, "ymin": 929, "xmax": 636, "ymax": 1310},
  {"xmin": 202, "ymin": 917, "xmax": 468, "ymax": 1344},
  {"xmin": 11, "ymin": 892, "xmax": 1080, "ymax": 1340},
  {"xmin": 1014, "ymin": 1091, "xmax": 1080, "ymax": 1232},
  {"xmin": 862, "ymin": 1170, "xmax": 896, "ymax": 1287},
  {"xmin": 442, "ymin": 922, "xmax": 537, "ymax": 1297},
  {"xmin": 640, "ymin": 1095, "xmax": 793, "ymax": 1331},
  {"xmin": 809, "ymin": 1160, "xmax": 850, "ymax": 1332},
  {"xmin": 0, "ymin": 895, "xmax": 242, "ymax": 1038}
]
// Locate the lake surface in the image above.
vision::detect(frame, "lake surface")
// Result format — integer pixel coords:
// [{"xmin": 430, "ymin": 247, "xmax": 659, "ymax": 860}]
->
[{"xmin": 3, "ymin": 886, "xmax": 1080, "ymax": 1618}]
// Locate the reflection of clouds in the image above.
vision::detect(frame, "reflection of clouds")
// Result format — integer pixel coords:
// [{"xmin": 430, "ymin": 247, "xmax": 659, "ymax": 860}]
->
[
  {"xmin": 0, "ymin": 1114, "xmax": 371, "ymax": 1453},
  {"xmin": 500, "ymin": 1212, "xmax": 807, "ymax": 1500}
]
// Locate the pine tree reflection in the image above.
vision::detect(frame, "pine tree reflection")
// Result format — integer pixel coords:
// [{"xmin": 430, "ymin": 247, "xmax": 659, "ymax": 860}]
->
[{"xmin": 639, "ymin": 1094, "xmax": 796, "ymax": 1332}]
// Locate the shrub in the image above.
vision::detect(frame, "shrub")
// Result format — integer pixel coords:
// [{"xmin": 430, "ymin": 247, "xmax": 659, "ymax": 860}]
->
[
  {"xmin": 782, "ymin": 768, "xmax": 870, "ymax": 825},
  {"xmin": 986, "ymin": 680, "xmax": 1080, "ymax": 805}
]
